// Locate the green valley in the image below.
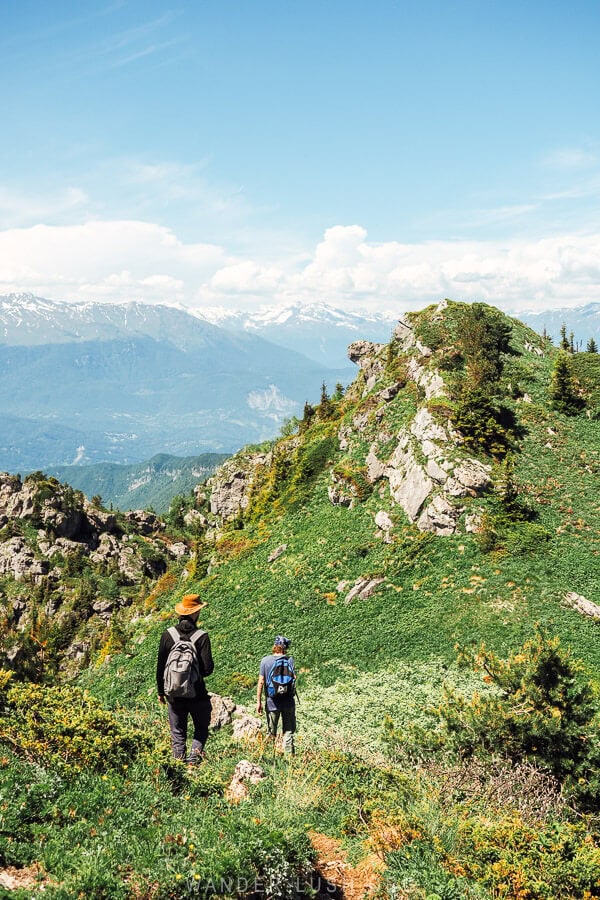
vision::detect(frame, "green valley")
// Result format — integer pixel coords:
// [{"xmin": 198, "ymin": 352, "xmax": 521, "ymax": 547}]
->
[{"xmin": 44, "ymin": 453, "xmax": 229, "ymax": 514}]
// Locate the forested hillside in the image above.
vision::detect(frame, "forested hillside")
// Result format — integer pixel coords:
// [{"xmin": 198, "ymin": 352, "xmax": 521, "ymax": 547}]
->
[{"xmin": 45, "ymin": 453, "xmax": 229, "ymax": 513}]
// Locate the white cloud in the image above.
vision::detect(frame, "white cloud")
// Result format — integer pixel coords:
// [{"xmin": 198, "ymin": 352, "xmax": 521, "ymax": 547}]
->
[
  {"xmin": 1, "ymin": 219, "xmax": 600, "ymax": 313},
  {"xmin": 0, "ymin": 220, "xmax": 227, "ymax": 304},
  {"xmin": 209, "ymin": 260, "xmax": 284, "ymax": 294},
  {"xmin": 0, "ymin": 186, "xmax": 89, "ymax": 228},
  {"xmin": 543, "ymin": 147, "xmax": 598, "ymax": 170}
]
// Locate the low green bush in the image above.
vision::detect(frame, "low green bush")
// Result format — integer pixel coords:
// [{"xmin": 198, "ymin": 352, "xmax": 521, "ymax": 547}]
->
[
  {"xmin": 0, "ymin": 682, "xmax": 140, "ymax": 774},
  {"xmin": 435, "ymin": 631, "xmax": 600, "ymax": 809}
]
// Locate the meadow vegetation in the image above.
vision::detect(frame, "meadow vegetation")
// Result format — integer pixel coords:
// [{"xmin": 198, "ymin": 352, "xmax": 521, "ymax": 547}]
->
[{"xmin": 1, "ymin": 301, "xmax": 600, "ymax": 897}]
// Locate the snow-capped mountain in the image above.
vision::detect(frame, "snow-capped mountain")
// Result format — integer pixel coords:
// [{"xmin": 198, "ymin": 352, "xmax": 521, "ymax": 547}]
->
[
  {"xmin": 0, "ymin": 294, "xmax": 353, "ymax": 471},
  {"xmin": 517, "ymin": 302, "xmax": 600, "ymax": 347},
  {"xmin": 0, "ymin": 293, "xmax": 213, "ymax": 349},
  {"xmin": 197, "ymin": 301, "xmax": 400, "ymax": 367}
]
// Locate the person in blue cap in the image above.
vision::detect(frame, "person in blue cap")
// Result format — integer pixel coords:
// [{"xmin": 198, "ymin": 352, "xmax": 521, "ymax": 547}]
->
[{"xmin": 256, "ymin": 635, "xmax": 296, "ymax": 755}]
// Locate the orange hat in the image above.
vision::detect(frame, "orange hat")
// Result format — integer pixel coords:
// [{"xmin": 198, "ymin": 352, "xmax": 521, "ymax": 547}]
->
[{"xmin": 174, "ymin": 593, "xmax": 207, "ymax": 616}]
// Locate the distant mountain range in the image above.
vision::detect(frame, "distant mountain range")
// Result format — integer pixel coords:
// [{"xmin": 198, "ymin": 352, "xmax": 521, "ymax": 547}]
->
[
  {"xmin": 13, "ymin": 293, "xmax": 598, "ymax": 479},
  {"xmin": 44, "ymin": 452, "xmax": 229, "ymax": 513},
  {"xmin": 199, "ymin": 301, "xmax": 399, "ymax": 368},
  {"xmin": 1, "ymin": 294, "xmax": 390, "ymax": 473},
  {"xmin": 518, "ymin": 302, "xmax": 600, "ymax": 347}
]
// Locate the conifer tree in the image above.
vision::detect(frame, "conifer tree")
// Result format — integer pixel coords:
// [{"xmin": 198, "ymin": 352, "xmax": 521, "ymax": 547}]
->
[
  {"xmin": 550, "ymin": 352, "xmax": 584, "ymax": 415},
  {"xmin": 318, "ymin": 382, "xmax": 334, "ymax": 419},
  {"xmin": 586, "ymin": 337, "xmax": 598, "ymax": 353},
  {"xmin": 559, "ymin": 323, "xmax": 570, "ymax": 352}
]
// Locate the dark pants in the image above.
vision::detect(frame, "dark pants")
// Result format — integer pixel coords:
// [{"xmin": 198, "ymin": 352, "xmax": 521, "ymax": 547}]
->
[
  {"xmin": 167, "ymin": 698, "xmax": 212, "ymax": 763},
  {"xmin": 266, "ymin": 705, "xmax": 296, "ymax": 754}
]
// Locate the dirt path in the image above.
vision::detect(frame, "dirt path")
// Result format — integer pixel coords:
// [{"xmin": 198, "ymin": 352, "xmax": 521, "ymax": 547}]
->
[{"xmin": 309, "ymin": 831, "xmax": 386, "ymax": 900}]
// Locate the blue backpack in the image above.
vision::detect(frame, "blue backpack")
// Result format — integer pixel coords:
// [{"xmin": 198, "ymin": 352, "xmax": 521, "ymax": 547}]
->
[{"xmin": 266, "ymin": 655, "xmax": 296, "ymax": 700}]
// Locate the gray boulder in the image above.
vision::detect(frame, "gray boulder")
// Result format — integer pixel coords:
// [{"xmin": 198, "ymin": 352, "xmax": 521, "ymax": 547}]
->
[
  {"xmin": 225, "ymin": 760, "xmax": 266, "ymax": 803},
  {"xmin": 565, "ymin": 592, "xmax": 600, "ymax": 619},
  {"xmin": 0, "ymin": 537, "xmax": 48, "ymax": 582},
  {"xmin": 209, "ymin": 693, "xmax": 237, "ymax": 728},
  {"xmin": 417, "ymin": 495, "xmax": 463, "ymax": 535},
  {"xmin": 232, "ymin": 713, "xmax": 263, "ymax": 742},
  {"xmin": 386, "ymin": 435, "xmax": 433, "ymax": 521},
  {"xmin": 345, "ymin": 576, "xmax": 385, "ymax": 604}
]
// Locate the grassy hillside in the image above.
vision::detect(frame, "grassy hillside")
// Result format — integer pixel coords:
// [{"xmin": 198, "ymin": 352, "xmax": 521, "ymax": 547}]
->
[
  {"xmin": 45, "ymin": 452, "xmax": 229, "ymax": 513},
  {"xmin": 2, "ymin": 300, "xmax": 600, "ymax": 898}
]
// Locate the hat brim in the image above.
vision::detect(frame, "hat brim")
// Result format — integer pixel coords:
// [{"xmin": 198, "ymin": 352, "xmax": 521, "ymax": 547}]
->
[{"xmin": 174, "ymin": 601, "xmax": 207, "ymax": 616}]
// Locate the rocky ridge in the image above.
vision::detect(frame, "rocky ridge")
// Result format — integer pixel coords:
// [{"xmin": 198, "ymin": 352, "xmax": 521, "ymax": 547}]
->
[
  {"xmin": 0, "ymin": 474, "xmax": 170, "ymax": 584},
  {"xmin": 342, "ymin": 310, "xmax": 491, "ymax": 536},
  {"xmin": 199, "ymin": 301, "xmax": 492, "ymax": 538},
  {"xmin": 0, "ymin": 473, "xmax": 185, "ymax": 672}
]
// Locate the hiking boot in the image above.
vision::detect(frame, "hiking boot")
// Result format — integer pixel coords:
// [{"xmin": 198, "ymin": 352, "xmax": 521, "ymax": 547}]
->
[{"xmin": 187, "ymin": 747, "xmax": 205, "ymax": 767}]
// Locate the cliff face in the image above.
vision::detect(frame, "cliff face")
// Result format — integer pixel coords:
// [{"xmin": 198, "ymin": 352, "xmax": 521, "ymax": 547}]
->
[
  {"xmin": 0, "ymin": 473, "xmax": 180, "ymax": 674},
  {"xmin": 0, "ymin": 473, "xmax": 168, "ymax": 583}
]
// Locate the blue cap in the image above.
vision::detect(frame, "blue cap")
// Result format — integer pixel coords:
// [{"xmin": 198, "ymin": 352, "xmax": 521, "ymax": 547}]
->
[{"xmin": 275, "ymin": 635, "xmax": 291, "ymax": 650}]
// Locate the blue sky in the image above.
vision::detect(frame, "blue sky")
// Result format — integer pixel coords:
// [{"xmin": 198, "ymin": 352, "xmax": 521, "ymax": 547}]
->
[{"xmin": 1, "ymin": 0, "xmax": 599, "ymax": 312}]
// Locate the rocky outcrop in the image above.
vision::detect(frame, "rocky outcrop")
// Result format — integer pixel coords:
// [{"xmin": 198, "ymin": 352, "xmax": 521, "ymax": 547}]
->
[
  {"xmin": 328, "ymin": 475, "xmax": 356, "ymax": 509},
  {"xmin": 374, "ymin": 510, "xmax": 394, "ymax": 542},
  {"xmin": 565, "ymin": 592, "xmax": 600, "ymax": 619},
  {"xmin": 348, "ymin": 341, "xmax": 386, "ymax": 392},
  {"xmin": 0, "ymin": 538, "xmax": 48, "ymax": 582},
  {"xmin": 225, "ymin": 760, "xmax": 266, "ymax": 803},
  {"xmin": 207, "ymin": 452, "xmax": 272, "ymax": 522},
  {"xmin": 183, "ymin": 509, "xmax": 208, "ymax": 530},
  {"xmin": 347, "ymin": 340, "xmax": 386, "ymax": 394},
  {"xmin": 417, "ymin": 494, "xmax": 462, "ymax": 535},
  {"xmin": 366, "ymin": 444, "xmax": 387, "ymax": 482},
  {"xmin": 232, "ymin": 713, "xmax": 263, "ymax": 742},
  {"xmin": 344, "ymin": 576, "xmax": 385, "ymax": 604},
  {"xmin": 87, "ymin": 531, "xmax": 167, "ymax": 582},
  {"xmin": 337, "ymin": 313, "xmax": 492, "ymax": 535},
  {"xmin": 0, "ymin": 471, "xmax": 170, "ymax": 601},
  {"xmin": 370, "ymin": 416, "xmax": 491, "ymax": 534},
  {"xmin": 268, "ymin": 544, "xmax": 287, "ymax": 563},
  {"xmin": 123, "ymin": 510, "xmax": 162, "ymax": 535},
  {"xmin": 386, "ymin": 435, "xmax": 434, "ymax": 520},
  {"xmin": 209, "ymin": 693, "xmax": 237, "ymax": 728},
  {"xmin": 406, "ymin": 358, "xmax": 446, "ymax": 400}
]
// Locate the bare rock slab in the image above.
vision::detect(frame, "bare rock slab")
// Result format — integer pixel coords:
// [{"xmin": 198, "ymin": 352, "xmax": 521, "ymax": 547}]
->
[{"xmin": 565, "ymin": 592, "xmax": 600, "ymax": 619}]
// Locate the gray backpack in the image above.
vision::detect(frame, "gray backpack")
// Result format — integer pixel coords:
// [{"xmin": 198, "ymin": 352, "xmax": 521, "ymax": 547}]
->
[{"xmin": 163, "ymin": 627, "xmax": 205, "ymax": 701}]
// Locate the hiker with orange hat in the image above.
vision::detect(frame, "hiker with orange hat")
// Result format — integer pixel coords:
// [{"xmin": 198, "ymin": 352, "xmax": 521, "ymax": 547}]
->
[{"xmin": 156, "ymin": 593, "xmax": 214, "ymax": 764}]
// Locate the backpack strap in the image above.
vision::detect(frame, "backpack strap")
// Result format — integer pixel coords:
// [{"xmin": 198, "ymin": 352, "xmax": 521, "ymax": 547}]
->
[
  {"xmin": 167, "ymin": 626, "xmax": 180, "ymax": 644},
  {"xmin": 190, "ymin": 629, "xmax": 205, "ymax": 645}
]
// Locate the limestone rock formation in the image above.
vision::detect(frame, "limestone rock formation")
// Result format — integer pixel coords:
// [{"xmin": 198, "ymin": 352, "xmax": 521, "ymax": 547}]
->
[
  {"xmin": 268, "ymin": 544, "xmax": 287, "ymax": 563},
  {"xmin": 345, "ymin": 576, "xmax": 385, "ymax": 604},
  {"xmin": 347, "ymin": 340, "xmax": 386, "ymax": 393},
  {"xmin": 331, "ymin": 312, "xmax": 492, "ymax": 535},
  {"xmin": 207, "ymin": 452, "xmax": 272, "ymax": 522},
  {"xmin": 225, "ymin": 760, "xmax": 266, "ymax": 803},
  {"xmin": 209, "ymin": 693, "xmax": 237, "ymax": 728},
  {"xmin": 565, "ymin": 592, "xmax": 600, "ymax": 619},
  {"xmin": 232, "ymin": 713, "xmax": 263, "ymax": 742},
  {"xmin": 374, "ymin": 510, "xmax": 394, "ymax": 542},
  {"xmin": 0, "ymin": 538, "xmax": 48, "ymax": 582},
  {"xmin": 183, "ymin": 509, "xmax": 208, "ymax": 529},
  {"xmin": 0, "ymin": 471, "xmax": 173, "ymax": 670}
]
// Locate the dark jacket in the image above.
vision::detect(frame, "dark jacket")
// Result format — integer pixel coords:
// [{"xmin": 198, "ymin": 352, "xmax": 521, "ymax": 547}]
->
[{"xmin": 156, "ymin": 616, "xmax": 214, "ymax": 701}]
